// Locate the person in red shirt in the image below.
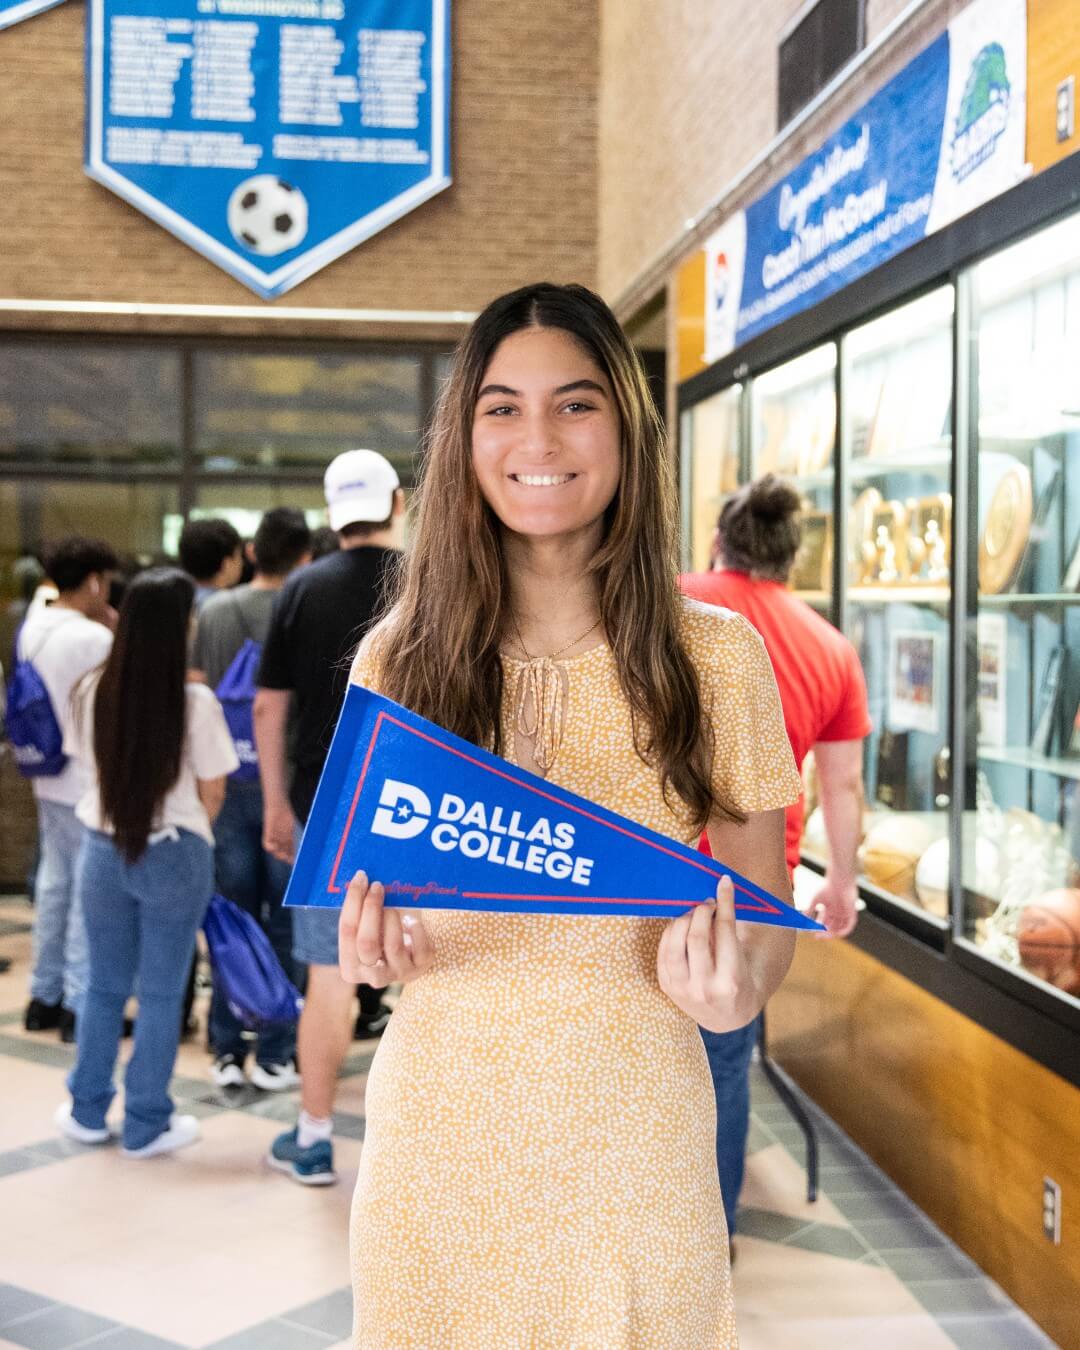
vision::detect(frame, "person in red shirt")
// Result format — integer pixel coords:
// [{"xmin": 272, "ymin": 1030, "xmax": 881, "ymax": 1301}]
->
[{"xmin": 680, "ymin": 473, "xmax": 872, "ymax": 1245}]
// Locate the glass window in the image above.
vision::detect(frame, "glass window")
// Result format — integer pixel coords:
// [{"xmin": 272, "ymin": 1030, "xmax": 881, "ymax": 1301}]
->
[
  {"xmin": 840, "ymin": 286, "xmax": 955, "ymax": 925},
  {"xmin": 751, "ymin": 343, "xmax": 836, "ymax": 610},
  {"xmin": 0, "ymin": 478, "xmax": 181, "ymax": 665},
  {"xmin": 172, "ymin": 483, "xmax": 330, "ymax": 556},
  {"xmin": 684, "ymin": 384, "xmax": 742, "ymax": 573},
  {"xmin": 962, "ymin": 211, "xmax": 1080, "ymax": 1006},
  {"xmin": 0, "ymin": 344, "xmax": 182, "ymax": 467},
  {"xmin": 193, "ymin": 351, "xmax": 423, "ymax": 482}
]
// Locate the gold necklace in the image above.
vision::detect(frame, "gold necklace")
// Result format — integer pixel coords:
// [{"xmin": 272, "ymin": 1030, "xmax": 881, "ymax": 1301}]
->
[
  {"xmin": 508, "ymin": 614, "xmax": 602, "ymax": 773},
  {"xmin": 510, "ymin": 613, "xmax": 602, "ymax": 662}
]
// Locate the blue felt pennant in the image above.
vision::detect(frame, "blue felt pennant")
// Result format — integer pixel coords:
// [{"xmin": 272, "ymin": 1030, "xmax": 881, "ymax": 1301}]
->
[{"xmin": 284, "ymin": 687, "xmax": 823, "ymax": 931}]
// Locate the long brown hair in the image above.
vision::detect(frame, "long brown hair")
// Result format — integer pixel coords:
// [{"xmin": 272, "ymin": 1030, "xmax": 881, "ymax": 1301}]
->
[
  {"xmin": 90, "ymin": 567, "xmax": 194, "ymax": 861},
  {"xmin": 376, "ymin": 282, "xmax": 741, "ymax": 831}
]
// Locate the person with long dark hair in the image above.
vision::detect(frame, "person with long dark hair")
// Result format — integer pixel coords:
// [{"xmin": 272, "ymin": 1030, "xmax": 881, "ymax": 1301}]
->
[
  {"xmin": 56, "ymin": 567, "xmax": 238, "ymax": 1157},
  {"xmin": 336, "ymin": 284, "xmax": 803, "ymax": 1348}
]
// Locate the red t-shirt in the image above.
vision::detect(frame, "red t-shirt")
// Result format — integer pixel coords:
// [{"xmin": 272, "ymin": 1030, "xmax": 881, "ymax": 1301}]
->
[{"xmin": 679, "ymin": 570, "xmax": 872, "ymax": 872}]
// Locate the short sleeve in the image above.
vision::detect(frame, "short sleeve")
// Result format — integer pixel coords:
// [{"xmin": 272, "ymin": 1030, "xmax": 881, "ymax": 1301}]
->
[
  {"xmin": 348, "ymin": 624, "xmax": 388, "ymax": 693},
  {"xmin": 186, "ymin": 684, "xmax": 240, "ymax": 780},
  {"xmin": 684, "ymin": 602, "xmax": 803, "ymax": 817},
  {"xmin": 256, "ymin": 587, "xmax": 295, "ymax": 691},
  {"xmin": 817, "ymin": 643, "xmax": 873, "ymax": 742}
]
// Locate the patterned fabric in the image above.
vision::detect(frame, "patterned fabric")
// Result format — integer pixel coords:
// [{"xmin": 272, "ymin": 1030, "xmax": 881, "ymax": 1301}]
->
[{"xmin": 347, "ymin": 597, "xmax": 801, "ymax": 1349}]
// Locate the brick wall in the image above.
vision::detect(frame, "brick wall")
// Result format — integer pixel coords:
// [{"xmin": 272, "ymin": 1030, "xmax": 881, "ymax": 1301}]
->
[
  {"xmin": 599, "ymin": 0, "xmax": 974, "ymax": 314},
  {"xmin": 0, "ymin": 0, "xmax": 597, "ymax": 336}
]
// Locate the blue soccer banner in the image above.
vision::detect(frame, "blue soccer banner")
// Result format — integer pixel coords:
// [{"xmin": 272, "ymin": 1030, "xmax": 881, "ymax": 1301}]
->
[
  {"xmin": 85, "ymin": 0, "xmax": 451, "ymax": 298},
  {"xmin": 704, "ymin": 0, "xmax": 1026, "ymax": 363},
  {"xmin": 284, "ymin": 687, "xmax": 823, "ymax": 930},
  {"xmin": 0, "ymin": 0, "xmax": 68, "ymax": 32}
]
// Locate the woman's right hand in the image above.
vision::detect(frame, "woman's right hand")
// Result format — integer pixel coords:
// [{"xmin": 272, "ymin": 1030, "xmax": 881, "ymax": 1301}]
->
[{"xmin": 338, "ymin": 870, "xmax": 435, "ymax": 989}]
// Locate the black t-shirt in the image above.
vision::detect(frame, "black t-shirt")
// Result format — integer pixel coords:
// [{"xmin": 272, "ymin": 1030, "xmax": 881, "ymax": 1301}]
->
[{"xmin": 257, "ymin": 546, "xmax": 398, "ymax": 822}]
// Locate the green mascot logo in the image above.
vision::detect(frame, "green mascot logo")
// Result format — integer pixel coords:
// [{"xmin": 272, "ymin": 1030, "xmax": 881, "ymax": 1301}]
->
[{"xmin": 951, "ymin": 43, "xmax": 1010, "ymax": 182}]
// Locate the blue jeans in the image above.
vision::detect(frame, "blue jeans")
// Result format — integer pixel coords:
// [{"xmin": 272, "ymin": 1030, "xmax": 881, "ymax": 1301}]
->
[
  {"xmin": 68, "ymin": 828, "xmax": 213, "ymax": 1151},
  {"xmin": 208, "ymin": 781, "xmax": 296, "ymax": 1064},
  {"xmin": 700, "ymin": 1015, "xmax": 760, "ymax": 1235},
  {"xmin": 30, "ymin": 799, "xmax": 88, "ymax": 1013}
]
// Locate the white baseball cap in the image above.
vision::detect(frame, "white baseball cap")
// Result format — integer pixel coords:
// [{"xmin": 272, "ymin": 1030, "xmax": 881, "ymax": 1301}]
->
[{"xmin": 323, "ymin": 449, "xmax": 400, "ymax": 530}]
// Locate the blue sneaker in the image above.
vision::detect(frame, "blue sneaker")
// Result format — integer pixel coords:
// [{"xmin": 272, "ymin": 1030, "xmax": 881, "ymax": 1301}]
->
[{"xmin": 268, "ymin": 1127, "xmax": 337, "ymax": 1187}]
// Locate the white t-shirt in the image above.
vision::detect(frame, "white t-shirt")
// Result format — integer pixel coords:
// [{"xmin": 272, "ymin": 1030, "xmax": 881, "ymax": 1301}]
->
[
  {"xmin": 17, "ymin": 605, "xmax": 114, "ymax": 807},
  {"xmin": 66, "ymin": 680, "xmax": 239, "ymax": 846}
]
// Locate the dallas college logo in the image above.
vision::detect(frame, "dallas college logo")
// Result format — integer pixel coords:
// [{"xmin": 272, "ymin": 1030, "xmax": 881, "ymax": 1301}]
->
[
  {"xmin": 371, "ymin": 779, "xmax": 432, "ymax": 839},
  {"xmin": 950, "ymin": 43, "xmax": 1010, "ymax": 182},
  {"xmin": 369, "ymin": 777, "xmax": 596, "ymax": 886}
]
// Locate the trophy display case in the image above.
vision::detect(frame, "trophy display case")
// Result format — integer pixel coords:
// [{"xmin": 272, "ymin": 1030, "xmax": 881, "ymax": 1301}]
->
[
  {"xmin": 961, "ymin": 211, "xmax": 1080, "ymax": 1003},
  {"xmin": 750, "ymin": 344, "xmax": 836, "ymax": 606},
  {"xmin": 682, "ymin": 382, "xmax": 742, "ymax": 573},
  {"xmin": 678, "ymin": 194, "xmax": 1080, "ymax": 1035},
  {"xmin": 842, "ymin": 287, "xmax": 955, "ymax": 927}
]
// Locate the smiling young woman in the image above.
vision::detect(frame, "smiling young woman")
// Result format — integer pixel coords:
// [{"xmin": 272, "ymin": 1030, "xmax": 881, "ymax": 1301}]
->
[{"xmin": 339, "ymin": 283, "xmax": 803, "ymax": 1349}]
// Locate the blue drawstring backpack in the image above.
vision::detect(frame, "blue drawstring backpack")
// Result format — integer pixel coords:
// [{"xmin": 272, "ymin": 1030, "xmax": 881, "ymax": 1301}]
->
[
  {"xmin": 202, "ymin": 894, "xmax": 303, "ymax": 1028},
  {"xmin": 5, "ymin": 624, "xmax": 68, "ymax": 778},
  {"xmin": 215, "ymin": 637, "xmax": 262, "ymax": 784}
]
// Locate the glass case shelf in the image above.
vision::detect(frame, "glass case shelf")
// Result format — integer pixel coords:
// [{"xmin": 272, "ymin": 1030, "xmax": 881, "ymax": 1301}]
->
[
  {"xmin": 848, "ymin": 586, "xmax": 950, "ymax": 607},
  {"xmin": 977, "ymin": 746, "xmax": 1080, "ymax": 780},
  {"xmin": 978, "ymin": 593, "xmax": 1080, "ymax": 608},
  {"xmin": 848, "ymin": 445, "xmax": 952, "ymax": 481}
]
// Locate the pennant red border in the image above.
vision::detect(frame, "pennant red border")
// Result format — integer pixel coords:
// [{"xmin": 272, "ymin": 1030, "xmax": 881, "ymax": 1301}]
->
[{"xmin": 326, "ymin": 712, "xmax": 782, "ymax": 917}]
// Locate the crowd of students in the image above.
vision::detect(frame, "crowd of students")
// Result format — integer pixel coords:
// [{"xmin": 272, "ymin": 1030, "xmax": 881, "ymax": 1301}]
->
[{"xmin": 9, "ymin": 449, "xmax": 403, "ymax": 1169}]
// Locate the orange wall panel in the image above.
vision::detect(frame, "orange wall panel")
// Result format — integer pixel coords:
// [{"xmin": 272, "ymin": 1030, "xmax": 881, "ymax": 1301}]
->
[
  {"xmin": 770, "ymin": 937, "xmax": 1080, "ymax": 1350},
  {"xmin": 1026, "ymin": 0, "xmax": 1080, "ymax": 173}
]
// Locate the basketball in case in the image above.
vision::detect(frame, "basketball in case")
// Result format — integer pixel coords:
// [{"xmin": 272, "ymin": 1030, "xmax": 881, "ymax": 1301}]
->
[
  {"xmin": 859, "ymin": 815, "xmax": 941, "ymax": 899},
  {"xmin": 1017, "ymin": 890, "xmax": 1080, "ymax": 995}
]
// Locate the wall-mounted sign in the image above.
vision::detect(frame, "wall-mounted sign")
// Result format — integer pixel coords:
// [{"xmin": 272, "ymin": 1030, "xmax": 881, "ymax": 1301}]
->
[
  {"xmin": 0, "ymin": 0, "xmax": 67, "ymax": 32},
  {"xmin": 85, "ymin": 0, "xmax": 451, "ymax": 299},
  {"xmin": 704, "ymin": 0, "xmax": 1026, "ymax": 365}
]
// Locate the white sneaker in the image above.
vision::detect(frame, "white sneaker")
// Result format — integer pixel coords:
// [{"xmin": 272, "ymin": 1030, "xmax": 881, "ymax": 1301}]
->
[
  {"xmin": 54, "ymin": 1101, "xmax": 115, "ymax": 1145},
  {"xmin": 122, "ymin": 1114, "xmax": 200, "ymax": 1159},
  {"xmin": 250, "ymin": 1060, "xmax": 301, "ymax": 1092},
  {"xmin": 211, "ymin": 1053, "xmax": 247, "ymax": 1088}
]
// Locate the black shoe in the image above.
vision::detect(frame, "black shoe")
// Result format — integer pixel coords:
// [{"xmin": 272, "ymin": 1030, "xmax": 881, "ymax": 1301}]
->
[
  {"xmin": 25, "ymin": 997, "xmax": 63, "ymax": 1032},
  {"xmin": 354, "ymin": 1005, "xmax": 391, "ymax": 1039},
  {"xmin": 58, "ymin": 1008, "xmax": 76, "ymax": 1043}
]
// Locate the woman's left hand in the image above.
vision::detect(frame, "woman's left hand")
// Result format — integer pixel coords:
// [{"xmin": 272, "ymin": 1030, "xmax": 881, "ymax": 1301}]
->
[{"xmin": 657, "ymin": 876, "xmax": 761, "ymax": 1033}]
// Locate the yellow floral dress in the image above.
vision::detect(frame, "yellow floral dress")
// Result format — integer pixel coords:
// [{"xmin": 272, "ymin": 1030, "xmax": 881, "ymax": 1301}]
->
[{"xmin": 348, "ymin": 598, "xmax": 801, "ymax": 1349}]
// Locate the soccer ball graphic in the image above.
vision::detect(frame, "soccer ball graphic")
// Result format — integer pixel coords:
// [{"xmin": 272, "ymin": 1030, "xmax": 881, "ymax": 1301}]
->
[{"xmin": 227, "ymin": 176, "xmax": 309, "ymax": 257}]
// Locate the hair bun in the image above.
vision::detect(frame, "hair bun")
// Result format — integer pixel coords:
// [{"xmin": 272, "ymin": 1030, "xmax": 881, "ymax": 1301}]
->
[{"xmin": 747, "ymin": 474, "xmax": 801, "ymax": 523}]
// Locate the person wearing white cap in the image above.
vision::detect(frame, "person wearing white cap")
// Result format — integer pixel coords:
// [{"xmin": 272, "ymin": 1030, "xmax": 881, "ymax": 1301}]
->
[{"xmin": 253, "ymin": 449, "xmax": 403, "ymax": 1185}]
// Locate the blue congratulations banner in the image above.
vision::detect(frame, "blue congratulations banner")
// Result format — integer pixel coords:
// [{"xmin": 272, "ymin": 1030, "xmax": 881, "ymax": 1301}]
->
[
  {"xmin": 0, "ymin": 0, "xmax": 67, "ymax": 31},
  {"xmin": 285, "ymin": 687, "xmax": 822, "ymax": 929},
  {"xmin": 85, "ymin": 0, "xmax": 450, "ymax": 298},
  {"xmin": 704, "ymin": 0, "xmax": 1026, "ymax": 362}
]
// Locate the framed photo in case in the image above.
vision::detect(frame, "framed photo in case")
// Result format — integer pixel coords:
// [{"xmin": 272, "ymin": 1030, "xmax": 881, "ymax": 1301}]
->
[
  {"xmin": 888, "ymin": 628, "xmax": 941, "ymax": 736},
  {"xmin": 790, "ymin": 511, "xmax": 833, "ymax": 591},
  {"xmin": 1031, "ymin": 645, "xmax": 1067, "ymax": 757}
]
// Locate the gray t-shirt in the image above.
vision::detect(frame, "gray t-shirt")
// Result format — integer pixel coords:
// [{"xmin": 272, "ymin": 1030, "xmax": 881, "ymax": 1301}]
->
[{"xmin": 192, "ymin": 584, "xmax": 278, "ymax": 689}]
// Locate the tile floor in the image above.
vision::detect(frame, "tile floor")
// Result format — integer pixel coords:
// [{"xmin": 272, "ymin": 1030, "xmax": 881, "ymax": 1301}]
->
[{"xmin": 0, "ymin": 895, "xmax": 1062, "ymax": 1350}]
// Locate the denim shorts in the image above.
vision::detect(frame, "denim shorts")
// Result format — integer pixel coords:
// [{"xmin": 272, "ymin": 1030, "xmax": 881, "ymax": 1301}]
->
[
  {"xmin": 290, "ymin": 821, "xmax": 339, "ymax": 967},
  {"xmin": 292, "ymin": 905, "xmax": 340, "ymax": 968}
]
